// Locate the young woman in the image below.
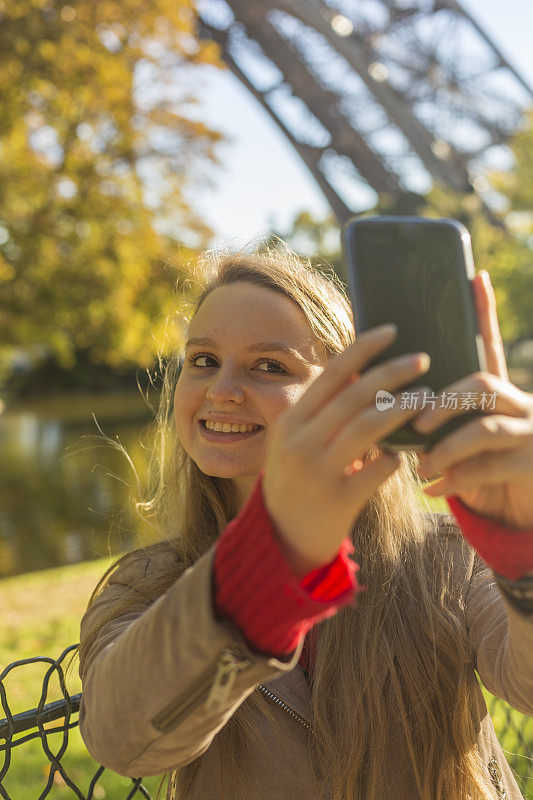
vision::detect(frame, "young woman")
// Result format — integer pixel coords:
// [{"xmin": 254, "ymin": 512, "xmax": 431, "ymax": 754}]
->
[{"xmin": 76, "ymin": 245, "xmax": 533, "ymax": 800}]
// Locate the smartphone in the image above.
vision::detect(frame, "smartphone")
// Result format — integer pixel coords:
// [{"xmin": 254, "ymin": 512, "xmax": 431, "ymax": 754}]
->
[{"xmin": 341, "ymin": 216, "xmax": 488, "ymax": 452}]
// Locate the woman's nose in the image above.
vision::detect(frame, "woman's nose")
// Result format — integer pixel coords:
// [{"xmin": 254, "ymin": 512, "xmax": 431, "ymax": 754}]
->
[{"xmin": 206, "ymin": 370, "xmax": 246, "ymax": 403}]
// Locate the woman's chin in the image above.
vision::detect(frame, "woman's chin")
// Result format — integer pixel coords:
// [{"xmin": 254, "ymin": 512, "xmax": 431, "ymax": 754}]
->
[{"xmin": 195, "ymin": 457, "xmax": 261, "ymax": 480}]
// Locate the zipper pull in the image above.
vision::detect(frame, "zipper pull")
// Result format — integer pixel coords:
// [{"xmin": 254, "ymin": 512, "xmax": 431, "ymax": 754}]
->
[
  {"xmin": 487, "ymin": 758, "xmax": 506, "ymax": 799},
  {"xmin": 205, "ymin": 648, "xmax": 250, "ymax": 712}
]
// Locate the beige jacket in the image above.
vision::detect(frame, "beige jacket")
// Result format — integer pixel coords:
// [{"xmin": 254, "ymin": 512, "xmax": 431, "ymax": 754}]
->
[{"xmin": 78, "ymin": 523, "xmax": 533, "ymax": 800}]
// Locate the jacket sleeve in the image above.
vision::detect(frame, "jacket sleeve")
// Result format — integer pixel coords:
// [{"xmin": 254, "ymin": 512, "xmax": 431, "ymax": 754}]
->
[
  {"xmin": 78, "ymin": 469, "xmax": 362, "ymax": 778},
  {"xmin": 465, "ymin": 554, "xmax": 533, "ymax": 717},
  {"xmin": 78, "ymin": 545, "xmax": 304, "ymax": 778}
]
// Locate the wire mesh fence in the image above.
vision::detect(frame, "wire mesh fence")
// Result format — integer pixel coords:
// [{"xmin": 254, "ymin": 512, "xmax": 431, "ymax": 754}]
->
[
  {"xmin": 484, "ymin": 688, "xmax": 533, "ymax": 799},
  {"xmin": 0, "ymin": 643, "xmax": 532, "ymax": 799},
  {"xmin": 0, "ymin": 645, "xmax": 158, "ymax": 800}
]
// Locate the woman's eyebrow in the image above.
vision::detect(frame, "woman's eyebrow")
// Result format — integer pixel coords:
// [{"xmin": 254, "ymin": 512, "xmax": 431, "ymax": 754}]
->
[{"xmin": 184, "ymin": 337, "xmax": 314, "ymax": 366}]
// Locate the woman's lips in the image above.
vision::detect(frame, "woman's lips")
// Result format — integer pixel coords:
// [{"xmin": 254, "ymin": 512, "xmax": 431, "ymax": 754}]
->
[{"xmin": 198, "ymin": 420, "xmax": 264, "ymax": 443}]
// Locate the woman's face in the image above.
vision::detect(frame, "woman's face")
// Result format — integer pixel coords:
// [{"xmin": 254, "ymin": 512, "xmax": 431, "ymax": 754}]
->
[{"xmin": 174, "ymin": 281, "xmax": 326, "ymax": 511}]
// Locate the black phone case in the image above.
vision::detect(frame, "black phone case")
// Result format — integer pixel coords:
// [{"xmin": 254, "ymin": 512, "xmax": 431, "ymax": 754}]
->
[{"xmin": 341, "ymin": 216, "xmax": 487, "ymax": 452}]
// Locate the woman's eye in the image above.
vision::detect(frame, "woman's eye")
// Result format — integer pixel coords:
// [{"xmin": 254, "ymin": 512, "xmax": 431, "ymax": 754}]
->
[
  {"xmin": 255, "ymin": 360, "xmax": 286, "ymax": 374},
  {"xmin": 186, "ymin": 354, "xmax": 285, "ymax": 374},
  {"xmin": 187, "ymin": 354, "xmax": 216, "ymax": 368}
]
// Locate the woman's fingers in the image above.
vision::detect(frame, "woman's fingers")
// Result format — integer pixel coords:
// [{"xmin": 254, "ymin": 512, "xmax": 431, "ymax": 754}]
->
[
  {"xmin": 311, "ymin": 352, "xmax": 430, "ymax": 450},
  {"xmin": 473, "ymin": 271, "xmax": 509, "ymax": 381},
  {"xmin": 323, "ymin": 386, "xmax": 432, "ymax": 472},
  {"xmin": 413, "ymin": 373, "xmax": 530, "ymax": 434},
  {"xmin": 418, "ymin": 414, "xmax": 533, "ymax": 480},
  {"xmin": 422, "ymin": 446, "xmax": 533, "ymax": 496},
  {"xmin": 289, "ymin": 324, "xmax": 398, "ymax": 424},
  {"xmin": 339, "ymin": 449, "xmax": 402, "ymax": 506}
]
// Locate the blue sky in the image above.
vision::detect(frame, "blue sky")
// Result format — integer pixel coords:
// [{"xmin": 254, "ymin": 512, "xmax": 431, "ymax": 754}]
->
[{"xmin": 186, "ymin": 0, "xmax": 533, "ymax": 249}]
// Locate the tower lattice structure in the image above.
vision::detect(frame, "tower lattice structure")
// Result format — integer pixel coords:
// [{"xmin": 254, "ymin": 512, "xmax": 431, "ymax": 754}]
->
[{"xmin": 196, "ymin": 0, "xmax": 533, "ymax": 224}]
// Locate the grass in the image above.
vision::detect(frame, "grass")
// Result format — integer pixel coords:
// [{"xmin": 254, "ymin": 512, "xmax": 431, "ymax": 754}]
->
[
  {"xmin": 1, "ymin": 525, "xmax": 531, "ymax": 799},
  {"xmin": 0, "ymin": 558, "xmax": 167, "ymax": 799}
]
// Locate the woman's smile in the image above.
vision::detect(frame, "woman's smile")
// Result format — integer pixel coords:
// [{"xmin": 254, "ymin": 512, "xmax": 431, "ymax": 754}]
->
[{"xmin": 198, "ymin": 418, "xmax": 265, "ymax": 443}]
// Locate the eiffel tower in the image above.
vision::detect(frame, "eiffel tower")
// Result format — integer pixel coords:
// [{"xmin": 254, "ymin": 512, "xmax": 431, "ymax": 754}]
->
[{"xmin": 196, "ymin": 0, "xmax": 533, "ymax": 225}]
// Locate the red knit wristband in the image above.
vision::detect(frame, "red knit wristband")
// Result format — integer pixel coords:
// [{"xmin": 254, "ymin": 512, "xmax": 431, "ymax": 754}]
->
[
  {"xmin": 446, "ymin": 495, "xmax": 533, "ymax": 581},
  {"xmin": 213, "ymin": 470, "xmax": 362, "ymax": 655}
]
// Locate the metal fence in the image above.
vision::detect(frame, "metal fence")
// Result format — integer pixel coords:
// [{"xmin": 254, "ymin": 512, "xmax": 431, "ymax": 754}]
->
[
  {"xmin": 0, "ymin": 645, "xmax": 156, "ymax": 800},
  {"xmin": 1, "ymin": 644, "xmax": 531, "ymax": 799}
]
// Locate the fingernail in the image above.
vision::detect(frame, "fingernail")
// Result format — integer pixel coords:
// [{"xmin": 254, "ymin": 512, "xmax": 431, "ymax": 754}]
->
[
  {"xmin": 418, "ymin": 353, "xmax": 431, "ymax": 371},
  {"xmin": 377, "ymin": 323, "xmax": 397, "ymax": 336}
]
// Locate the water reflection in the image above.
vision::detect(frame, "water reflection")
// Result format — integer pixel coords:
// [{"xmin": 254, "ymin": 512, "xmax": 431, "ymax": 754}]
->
[{"xmin": 0, "ymin": 393, "xmax": 157, "ymax": 578}]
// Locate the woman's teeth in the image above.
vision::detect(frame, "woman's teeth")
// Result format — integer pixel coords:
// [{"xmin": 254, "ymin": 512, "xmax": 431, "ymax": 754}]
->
[{"xmin": 203, "ymin": 420, "xmax": 260, "ymax": 434}]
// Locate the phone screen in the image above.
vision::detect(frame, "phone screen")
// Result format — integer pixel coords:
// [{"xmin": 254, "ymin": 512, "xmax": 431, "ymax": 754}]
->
[{"xmin": 342, "ymin": 217, "xmax": 486, "ymax": 449}]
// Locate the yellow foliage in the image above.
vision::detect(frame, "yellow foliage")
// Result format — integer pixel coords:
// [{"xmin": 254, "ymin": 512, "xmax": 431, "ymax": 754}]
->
[
  {"xmin": 0, "ymin": 257, "xmax": 15, "ymax": 282},
  {"xmin": 37, "ymin": 39, "xmax": 56, "ymax": 60},
  {"xmin": 0, "ymin": 0, "xmax": 220, "ymax": 375},
  {"xmin": 194, "ymin": 39, "xmax": 225, "ymax": 68},
  {"xmin": 14, "ymin": 38, "xmax": 31, "ymax": 55}
]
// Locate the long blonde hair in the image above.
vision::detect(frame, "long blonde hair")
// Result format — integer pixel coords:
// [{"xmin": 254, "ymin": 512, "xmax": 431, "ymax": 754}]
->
[{"xmin": 75, "ymin": 241, "xmax": 496, "ymax": 800}]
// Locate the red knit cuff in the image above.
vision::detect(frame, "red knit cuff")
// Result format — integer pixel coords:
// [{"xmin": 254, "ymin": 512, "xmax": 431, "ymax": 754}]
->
[
  {"xmin": 213, "ymin": 470, "xmax": 363, "ymax": 656},
  {"xmin": 446, "ymin": 495, "xmax": 533, "ymax": 581},
  {"xmin": 299, "ymin": 538, "xmax": 359, "ymax": 601}
]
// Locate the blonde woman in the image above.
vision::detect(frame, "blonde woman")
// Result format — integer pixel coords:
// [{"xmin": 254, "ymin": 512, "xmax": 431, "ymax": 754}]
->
[{"xmin": 76, "ymin": 246, "xmax": 533, "ymax": 800}]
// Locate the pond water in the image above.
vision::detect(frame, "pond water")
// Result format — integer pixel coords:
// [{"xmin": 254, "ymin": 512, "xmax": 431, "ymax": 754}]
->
[{"xmin": 0, "ymin": 391, "xmax": 161, "ymax": 578}]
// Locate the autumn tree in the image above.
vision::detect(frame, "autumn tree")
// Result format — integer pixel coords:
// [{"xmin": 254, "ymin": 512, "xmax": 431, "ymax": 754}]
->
[{"xmin": 0, "ymin": 0, "xmax": 225, "ymax": 378}]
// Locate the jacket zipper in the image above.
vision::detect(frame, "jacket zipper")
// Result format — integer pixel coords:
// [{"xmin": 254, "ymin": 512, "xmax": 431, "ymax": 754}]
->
[
  {"xmin": 151, "ymin": 646, "xmax": 251, "ymax": 733},
  {"xmin": 487, "ymin": 758, "xmax": 506, "ymax": 799},
  {"xmin": 258, "ymin": 684, "xmax": 315, "ymax": 734}
]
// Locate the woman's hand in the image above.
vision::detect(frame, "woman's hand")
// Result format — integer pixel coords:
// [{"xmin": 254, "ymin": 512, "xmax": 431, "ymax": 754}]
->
[
  {"xmin": 414, "ymin": 271, "xmax": 533, "ymax": 530},
  {"xmin": 262, "ymin": 325, "xmax": 432, "ymax": 577}
]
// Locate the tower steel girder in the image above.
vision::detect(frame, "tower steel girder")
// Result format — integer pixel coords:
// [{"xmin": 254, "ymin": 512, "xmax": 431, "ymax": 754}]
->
[
  {"xmin": 197, "ymin": 19, "xmax": 355, "ymax": 222},
  {"xmin": 196, "ymin": 0, "xmax": 533, "ymax": 223},
  {"xmin": 275, "ymin": 0, "xmax": 472, "ymax": 191},
  {"xmin": 224, "ymin": 3, "xmax": 400, "ymax": 193}
]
